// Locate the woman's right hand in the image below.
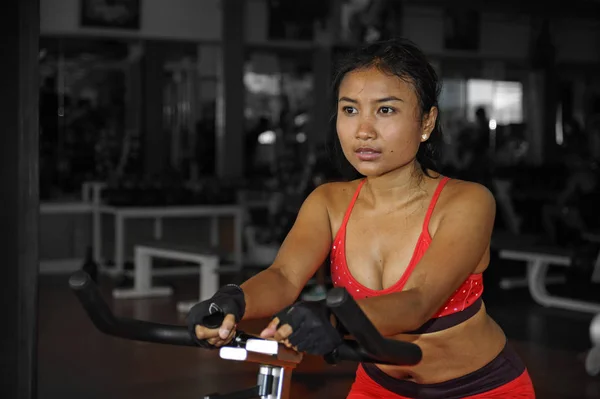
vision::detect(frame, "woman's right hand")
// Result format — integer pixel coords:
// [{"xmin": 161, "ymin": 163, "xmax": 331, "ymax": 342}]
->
[
  {"xmin": 186, "ymin": 284, "xmax": 246, "ymax": 349},
  {"xmin": 193, "ymin": 313, "xmax": 238, "ymax": 348}
]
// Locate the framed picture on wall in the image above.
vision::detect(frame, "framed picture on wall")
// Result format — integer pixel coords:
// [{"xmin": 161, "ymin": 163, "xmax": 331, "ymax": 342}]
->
[
  {"xmin": 338, "ymin": 0, "xmax": 404, "ymax": 44},
  {"xmin": 443, "ymin": 9, "xmax": 480, "ymax": 51},
  {"xmin": 267, "ymin": 0, "xmax": 330, "ymax": 41},
  {"xmin": 80, "ymin": 0, "xmax": 141, "ymax": 30}
]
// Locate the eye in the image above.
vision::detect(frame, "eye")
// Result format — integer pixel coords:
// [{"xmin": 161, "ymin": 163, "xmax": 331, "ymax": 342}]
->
[
  {"xmin": 379, "ymin": 106, "xmax": 395, "ymax": 115},
  {"xmin": 342, "ymin": 106, "xmax": 357, "ymax": 115}
]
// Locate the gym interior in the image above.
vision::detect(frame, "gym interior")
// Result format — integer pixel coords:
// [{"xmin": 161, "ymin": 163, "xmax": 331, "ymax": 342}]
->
[{"xmin": 3, "ymin": 1, "xmax": 600, "ymax": 398}]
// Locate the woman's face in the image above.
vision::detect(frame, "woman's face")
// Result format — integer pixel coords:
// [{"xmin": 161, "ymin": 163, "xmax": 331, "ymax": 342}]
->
[{"xmin": 336, "ymin": 66, "xmax": 437, "ymax": 177}]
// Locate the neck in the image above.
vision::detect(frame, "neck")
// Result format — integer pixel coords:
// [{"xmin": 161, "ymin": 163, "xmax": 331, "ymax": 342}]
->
[{"xmin": 362, "ymin": 162, "xmax": 427, "ymax": 206}]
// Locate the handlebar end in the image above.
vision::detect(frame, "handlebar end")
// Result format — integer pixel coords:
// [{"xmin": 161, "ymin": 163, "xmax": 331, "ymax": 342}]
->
[
  {"xmin": 69, "ymin": 271, "xmax": 92, "ymax": 290},
  {"xmin": 326, "ymin": 287, "xmax": 349, "ymax": 308}
]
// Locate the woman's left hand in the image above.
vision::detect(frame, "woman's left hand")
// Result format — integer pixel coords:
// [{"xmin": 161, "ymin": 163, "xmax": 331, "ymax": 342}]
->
[
  {"xmin": 259, "ymin": 300, "xmax": 343, "ymax": 355},
  {"xmin": 260, "ymin": 316, "xmax": 297, "ymax": 350}
]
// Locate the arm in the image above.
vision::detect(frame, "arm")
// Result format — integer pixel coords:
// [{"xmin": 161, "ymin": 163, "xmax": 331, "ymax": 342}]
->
[
  {"xmin": 240, "ymin": 184, "xmax": 333, "ymax": 320},
  {"xmin": 355, "ymin": 182, "xmax": 496, "ymax": 336}
]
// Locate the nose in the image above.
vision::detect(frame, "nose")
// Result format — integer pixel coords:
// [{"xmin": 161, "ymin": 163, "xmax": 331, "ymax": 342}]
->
[{"xmin": 356, "ymin": 118, "xmax": 376, "ymax": 140}]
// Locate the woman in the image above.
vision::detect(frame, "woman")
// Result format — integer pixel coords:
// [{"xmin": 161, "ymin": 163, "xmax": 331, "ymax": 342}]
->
[{"xmin": 188, "ymin": 39, "xmax": 535, "ymax": 398}]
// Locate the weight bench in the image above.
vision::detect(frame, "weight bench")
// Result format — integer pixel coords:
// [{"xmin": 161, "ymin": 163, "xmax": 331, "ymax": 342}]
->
[
  {"xmin": 111, "ymin": 241, "xmax": 238, "ymax": 313},
  {"xmin": 492, "ymin": 232, "xmax": 600, "ymax": 314},
  {"xmin": 494, "ymin": 233, "xmax": 600, "ymax": 376}
]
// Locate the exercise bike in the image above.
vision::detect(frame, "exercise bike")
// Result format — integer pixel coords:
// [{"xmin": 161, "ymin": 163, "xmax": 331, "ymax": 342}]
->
[{"xmin": 69, "ymin": 271, "xmax": 423, "ymax": 399}]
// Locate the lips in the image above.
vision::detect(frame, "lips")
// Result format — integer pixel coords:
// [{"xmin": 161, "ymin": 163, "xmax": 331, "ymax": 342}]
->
[{"xmin": 355, "ymin": 147, "xmax": 382, "ymax": 161}]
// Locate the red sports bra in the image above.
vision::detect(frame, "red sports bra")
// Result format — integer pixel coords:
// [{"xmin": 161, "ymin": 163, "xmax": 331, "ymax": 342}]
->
[{"xmin": 330, "ymin": 176, "xmax": 484, "ymax": 334}]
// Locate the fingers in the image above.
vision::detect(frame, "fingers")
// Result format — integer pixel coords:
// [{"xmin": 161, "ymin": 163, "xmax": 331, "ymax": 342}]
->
[
  {"xmin": 219, "ymin": 314, "xmax": 236, "ymax": 339},
  {"xmin": 194, "ymin": 314, "xmax": 237, "ymax": 347},
  {"xmin": 260, "ymin": 317, "xmax": 281, "ymax": 338},
  {"xmin": 207, "ymin": 327, "xmax": 236, "ymax": 347},
  {"xmin": 259, "ymin": 317, "xmax": 294, "ymax": 342},
  {"xmin": 282, "ymin": 339, "xmax": 299, "ymax": 352},
  {"xmin": 273, "ymin": 324, "xmax": 293, "ymax": 342},
  {"xmin": 195, "ymin": 325, "xmax": 217, "ymax": 340}
]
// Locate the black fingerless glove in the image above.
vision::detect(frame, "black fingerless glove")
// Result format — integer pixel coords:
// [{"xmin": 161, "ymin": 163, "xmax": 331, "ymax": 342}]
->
[
  {"xmin": 186, "ymin": 284, "xmax": 246, "ymax": 349},
  {"xmin": 275, "ymin": 300, "xmax": 343, "ymax": 355}
]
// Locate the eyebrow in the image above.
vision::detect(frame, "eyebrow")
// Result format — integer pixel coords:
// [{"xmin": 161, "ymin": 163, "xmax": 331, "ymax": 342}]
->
[{"xmin": 338, "ymin": 96, "xmax": 404, "ymax": 103}]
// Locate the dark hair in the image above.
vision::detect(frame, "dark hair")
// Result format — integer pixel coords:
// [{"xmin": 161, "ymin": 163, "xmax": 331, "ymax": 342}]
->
[{"xmin": 328, "ymin": 38, "xmax": 443, "ymax": 178}]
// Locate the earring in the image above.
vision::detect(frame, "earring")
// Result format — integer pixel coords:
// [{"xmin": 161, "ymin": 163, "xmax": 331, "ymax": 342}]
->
[{"xmin": 421, "ymin": 134, "xmax": 428, "ymax": 141}]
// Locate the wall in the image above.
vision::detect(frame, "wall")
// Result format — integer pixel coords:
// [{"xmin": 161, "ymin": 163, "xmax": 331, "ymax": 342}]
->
[
  {"xmin": 41, "ymin": 0, "xmax": 221, "ymax": 41},
  {"xmin": 554, "ymin": 18, "xmax": 600, "ymax": 64},
  {"xmin": 41, "ymin": 0, "xmax": 600, "ymax": 65},
  {"xmin": 245, "ymin": 0, "xmax": 269, "ymax": 44},
  {"xmin": 402, "ymin": 5, "xmax": 600, "ymax": 64}
]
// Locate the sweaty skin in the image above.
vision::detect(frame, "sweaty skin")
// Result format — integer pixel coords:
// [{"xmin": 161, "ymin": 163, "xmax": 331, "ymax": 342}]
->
[{"xmin": 197, "ymin": 67, "xmax": 506, "ymax": 384}]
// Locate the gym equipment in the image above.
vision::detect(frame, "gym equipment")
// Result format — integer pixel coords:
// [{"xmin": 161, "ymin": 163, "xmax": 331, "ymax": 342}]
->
[
  {"xmin": 586, "ymin": 313, "xmax": 600, "ymax": 377},
  {"xmin": 69, "ymin": 271, "xmax": 422, "ymax": 399}
]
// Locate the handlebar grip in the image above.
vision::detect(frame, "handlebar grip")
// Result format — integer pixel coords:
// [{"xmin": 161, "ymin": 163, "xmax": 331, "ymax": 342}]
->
[
  {"xmin": 69, "ymin": 271, "xmax": 423, "ymax": 366},
  {"xmin": 69, "ymin": 271, "xmax": 197, "ymax": 347},
  {"xmin": 327, "ymin": 287, "xmax": 422, "ymax": 366},
  {"xmin": 70, "ymin": 271, "xmax": 250, "ymax": 348}
]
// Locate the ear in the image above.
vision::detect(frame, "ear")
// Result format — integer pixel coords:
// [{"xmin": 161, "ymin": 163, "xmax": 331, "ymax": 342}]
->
[{"xmin": 420, "ymin": 106, "xmax": 438, "ymax": 142}]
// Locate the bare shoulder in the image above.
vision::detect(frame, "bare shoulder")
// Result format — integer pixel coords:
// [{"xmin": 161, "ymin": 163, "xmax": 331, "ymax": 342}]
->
[
  {"xmin": 443, "ymin": 179, "xmax": 495, "ymax": 206},
  {"xmin": 436, "ymin": 178, "xmax": 496, "ymax": 223},
  {"xmin": 313, "ymin": 179, "xmax": 363, "ymax": 204},
  {"xmin": 310, "ymin": 179, "xmax": 363, "ymax": 225}
]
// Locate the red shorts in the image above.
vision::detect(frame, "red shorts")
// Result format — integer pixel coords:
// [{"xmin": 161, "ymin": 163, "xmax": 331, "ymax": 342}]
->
[
  {"xmin": 346, "ymin": 343, "xmax": 535, "ymax": 399},
  {"xmin": 347, "ymin": 366, "xmax": 535, "ymax": 398}
]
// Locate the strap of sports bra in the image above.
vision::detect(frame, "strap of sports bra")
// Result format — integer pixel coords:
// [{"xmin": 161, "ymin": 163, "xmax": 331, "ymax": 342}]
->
[
  {"xmin": 340, "ymin": 179, "xmax": 366, "ymax": 228},
  {"xmin": 341, "ymin": 177, "xmax": 448, "ymax": 234},
  {"xmin": 421, "ymin": 176, "xmax": 450, "ymax": 232}
]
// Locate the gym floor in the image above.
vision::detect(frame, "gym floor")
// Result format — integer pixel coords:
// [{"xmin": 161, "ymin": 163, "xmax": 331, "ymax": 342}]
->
[{"xmin": 38, "ymin": 262, "xmax": 600, "ymax": 399}]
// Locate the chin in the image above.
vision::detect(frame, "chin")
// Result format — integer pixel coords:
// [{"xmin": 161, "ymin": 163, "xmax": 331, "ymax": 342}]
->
[
  {"xmin": 353, "ymin": 160, "xmax": 419, "ymax": 178},
  {"xmin": 352, "ymin": 163, "xmax": 387, "ymax": 177}
]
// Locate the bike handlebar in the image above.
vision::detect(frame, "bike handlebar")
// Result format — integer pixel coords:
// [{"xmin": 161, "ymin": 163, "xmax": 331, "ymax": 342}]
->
[
  {"xmin": 69, "ymin": 271, "xmax": 422, "ymax": 366},
  {"xmin": 325, "ymin": 287, "xmax": 422, "ymax": 365}
]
